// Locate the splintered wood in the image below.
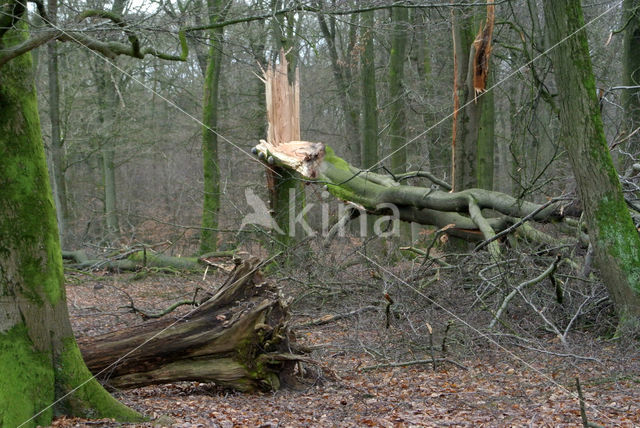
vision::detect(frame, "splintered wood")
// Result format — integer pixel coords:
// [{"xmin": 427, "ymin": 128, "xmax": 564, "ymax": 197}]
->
[
  {"xmin": 264, "ymin": 52, "xmax": 300, "ymax": 146},
  {"xmin": 256, "ymin": 51, "xmax": 325, "ymax": 179},
  {"xmin": 472, "ymin": 0, "xmax": 495, "ymax": 98}
]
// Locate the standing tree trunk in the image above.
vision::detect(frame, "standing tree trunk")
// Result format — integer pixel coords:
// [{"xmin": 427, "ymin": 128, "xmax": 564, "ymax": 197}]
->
[
  {"xmin": 413, "ymin": 9, "xmax": 435, "ymax": 169},
  {"xmin": 94, "ymin": 60, "xmax": 120, "ymax": 239},
  {"xmin": 622, "ymin": 0, "xmax": 640, "ymax": 163},
  {"xmin": 46, "ymin": 0, "xmax": 69, "ymax": 248},
  {"xmin": 543, "ymin": 0, "xmax": 640, "ymax": 323},
  {"xmin": 477, "ymin": 68, "xmax": 494, "ymax": 190},
  {"xmin": 200, "ymin": 0, "xmax": 226, "ymax": 253},
  {"xmin": 451, "ymin": 1, "xmax": 495, "ymax": 191},
  {"xmin": 317, "ymin": 9, "xmax": 361, "ymax": 164},
  {"xmin": 360, "ymin": 10, "xmax": 379, "ymax": 170},
  {"xmin": 95, "ymin": 0, "xmax": 128, "ymax": 240},
  {"xmin": 267, "ymin": 7, "xmax": 305, "ymax": 246},
  {"xmin": 389, "ymin": 6, "xmax": 408, "ymax": 175},
  {"xmin": 0, "ymin": 10, "xmax": 140, "ymax": 426}
]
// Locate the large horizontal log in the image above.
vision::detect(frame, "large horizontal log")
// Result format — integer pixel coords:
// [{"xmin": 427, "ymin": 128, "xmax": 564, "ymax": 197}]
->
[
  {"xmin": 78, "ymin": 258, "xmax": 304, "ymax": 391},
  {"xmin": 63, "ymin": 249, "xmax": 239, "ymax": 272},
  {"xmin": 253, "ymin": 141, "xmax": 581, "ymax": 244}
]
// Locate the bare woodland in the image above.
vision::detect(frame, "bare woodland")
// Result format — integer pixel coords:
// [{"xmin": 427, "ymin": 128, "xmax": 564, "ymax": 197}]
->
[{"xmin": 1, "ymin": 0, "xmax": 640, "ymax": 426}]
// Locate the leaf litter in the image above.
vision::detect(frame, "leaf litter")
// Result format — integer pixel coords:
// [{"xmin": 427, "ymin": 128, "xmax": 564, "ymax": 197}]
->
[{"xmin": 48, "ymin": 270, "xmax": 640, "ymax": 427}]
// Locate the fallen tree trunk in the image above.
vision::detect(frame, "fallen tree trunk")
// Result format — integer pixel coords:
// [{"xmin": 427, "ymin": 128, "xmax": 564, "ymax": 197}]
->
[
  {"xmin": 253, "ymin": 140, "xmax": 581, "ymax": 245},
  {"xmin": 63, "ymin": 249, "xmax": 238, "ymax": 272},
  {"xmin": 78, "ymin": 257, "xmax": 304, "ymax": 391}
]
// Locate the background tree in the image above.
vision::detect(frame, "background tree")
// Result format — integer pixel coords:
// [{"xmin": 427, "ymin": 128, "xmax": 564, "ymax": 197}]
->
[
  {"xmin": 360, "ymin": 9, "xmax": 379, "ymax": 170},
  {"xmin": 451, "ymin": 0, "xmax": 495, "ymax": 191},
  {"xmin": 542, "ymin": 0, "xmax": 640, "ymax": 322},
  {"xmin": 200, "ymin": 0, "xmax": 229, "ymax": 253},
  {"xmin": 622, "ymin": 0, "xmax": 640, "ymax": 166}
]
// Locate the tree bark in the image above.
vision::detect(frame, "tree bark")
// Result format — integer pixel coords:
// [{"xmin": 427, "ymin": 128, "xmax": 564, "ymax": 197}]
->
[
  {"xmin": 46, "ymin": 0, "xmax": 69, "ymax": 248},
  {"xmin": 0, "ymin": 8, "xmax": 140, "ymax": 425},
  {"xmin": 389, "ymin": 6, "xmax": 408, "ymax": 175},
  {"xmin": 200, "ymin": 0, "xmax": 226, "ymax": 253},
  {"xmin": 622, "ymin": 0, "xmax": 640, "ymax": 164},
  {"xmin": 542, "ymin": 0, "xmax": 640, "ymax": 322},
  {"xmin": 78, "ymin": 258, "xmax": 303, "ymax": 391},
  {"xmin": 477, "ymin": 68, "xmax": 494, "ymax": 190},
  {"xmin": 451, "ymin": 1, "xmax": 495, "ymax": 191},
  {"xmin": 360, "ymin": 10, "xmax": 379, "ymax": 170}
]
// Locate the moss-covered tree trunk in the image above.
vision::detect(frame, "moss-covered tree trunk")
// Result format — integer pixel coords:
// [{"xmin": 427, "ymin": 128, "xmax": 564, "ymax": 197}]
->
[
  {"xmin": 543, "ymin": 0, "xmax": 640, "ymax": 321},
  {"xmin": 200, "ymin": 0, "xmax": 226, "ymax": 253},
  {"xmin": 389, "ymin": 6, "xmax": 408, "ymax": 175},
  {"xmin": 0, "ymin": 10, "xmax": 141, "ymax": 426},
  {"xmin": 360, "ymin": 10, "xmax": 379, "ymax": 170}
]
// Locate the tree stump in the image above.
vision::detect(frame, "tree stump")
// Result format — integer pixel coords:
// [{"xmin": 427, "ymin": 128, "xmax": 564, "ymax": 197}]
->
[{"xmin": 78, "ymin": 257, "xmax": 303, "ymax": 391}]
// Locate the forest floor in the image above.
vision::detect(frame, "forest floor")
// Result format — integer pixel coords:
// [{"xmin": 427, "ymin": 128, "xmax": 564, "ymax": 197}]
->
[{"xmin": 51, "ymin": 264, "xmax": 640, "ymax": 428}]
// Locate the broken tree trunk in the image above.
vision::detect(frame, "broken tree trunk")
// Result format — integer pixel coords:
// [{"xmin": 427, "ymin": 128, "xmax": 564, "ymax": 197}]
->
[
  {"xmin": 253, "ymin": 140, "xmax": 581, "ymax": 246},
  {"xmin": 78, "ymin": 257, "xmax": 304, "ymax": 391},
  {"xmin": 63, "ymin": 249, "xmax": 239, "ymax": 272},
  {"xmin": 255, "ymin": 61, "xmax": 579, "ymax": 249}
]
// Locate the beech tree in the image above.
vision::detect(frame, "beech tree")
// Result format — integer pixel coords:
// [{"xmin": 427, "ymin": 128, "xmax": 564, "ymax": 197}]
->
[
  {"xmin": 0, "ymin": 2, "xmax": 185, "ymax": 425},
  {"xmin": 200, "ymin": 0, "xmax": 228, "ymax": 253},
  {"xmin": 541, "ymin": 0, "xmax": 640, "ymax": 323},
  {"xmin": 451, "ymin": 0, "xmax": 495, "ymax": 191}
]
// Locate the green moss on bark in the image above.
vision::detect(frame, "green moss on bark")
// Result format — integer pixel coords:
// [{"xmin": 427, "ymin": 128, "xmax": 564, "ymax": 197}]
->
[
  {"xmin": 595, "ymin": 197, "xmax": 640, "ymax": 292},
  {"xmin": 0, "ymin": 33, "xmax": 63, "ymax": 307},
  {"xmin": 55, "ymin": 338, "xmax": 143, "ymax": 421},
  {"xmin": 0, "ymin": 324, "xmax": 54, "ymax": 428}
]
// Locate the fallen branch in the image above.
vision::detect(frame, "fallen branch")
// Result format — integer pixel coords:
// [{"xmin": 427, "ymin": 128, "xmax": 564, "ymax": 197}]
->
[
  {"xmin": 295, "ymin": 306, "xmax": 378, "ymax": 328},
  {"xmin": 489, "ymin": 255, "xmax": 561, "ymax": 329},
  {"xmin": 576, "ymin": 377, "xmax": 605, "ymax": 428},
  {"xmin": 360, "ymin": 358, "xmax": 469, "ymax": 372},
  {"xmin": 252, "ymin": 142, "xmax": 580, "ymax": 245}
]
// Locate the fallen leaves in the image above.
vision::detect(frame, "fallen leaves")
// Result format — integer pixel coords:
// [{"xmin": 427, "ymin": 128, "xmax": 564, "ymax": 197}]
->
[{"xmin": 51, "ymin": 272, "xmax": 640, "ymax": 428}]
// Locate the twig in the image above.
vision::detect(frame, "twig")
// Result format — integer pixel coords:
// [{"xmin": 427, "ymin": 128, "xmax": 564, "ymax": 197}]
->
[
  {"xmin": 576, "ymin": 377, "xmax": 605, "ymax": 428},
  {"xmin": 426, "ymin": 323, "xmax": 436, "ymax": 371},
  {"xmin": 489, "ymin": 255, "xmax": 561, "ymax": 329},
  {"xmin": 360, "ymin": 358, "xmax": 469, "ymax": 372},
  {"xmin": 442, "ymin": 320, "xmax": 453, "ymax": 354},
  {"xmin": 474, "ymin": 197, "xmax": 561, "ymax": 252},
  {"xmin": 494, "ymin": 334, "xmax": 601, "ymax": 362},
  {"xmin": 295, "ymin": 306, "xmax": 378, "ymax": 328}
]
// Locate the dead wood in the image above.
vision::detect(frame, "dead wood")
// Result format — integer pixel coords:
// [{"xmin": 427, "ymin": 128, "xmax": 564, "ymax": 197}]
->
[{"xmin": 78, "ymin": 257, "xmax": 305, "ymax": 391}]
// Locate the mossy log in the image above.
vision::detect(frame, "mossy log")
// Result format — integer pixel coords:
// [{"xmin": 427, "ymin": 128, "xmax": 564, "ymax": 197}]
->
[
  {"xmin": 77, "ymin": 258, "xmax": 303, "ymax": 391},
  {"xmin": 253, "ymin": 140, "xmax": 581, "ymax": 245},
  {"xmin": 63, "ymin": 249, "xmax": 238, "ymax": 272}
]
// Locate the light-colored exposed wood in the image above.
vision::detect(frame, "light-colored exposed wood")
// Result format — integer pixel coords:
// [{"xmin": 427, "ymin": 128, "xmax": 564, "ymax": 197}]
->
[{"xmin": 264, "ymin": 51, "xmax": 300, "ymax": 146}]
